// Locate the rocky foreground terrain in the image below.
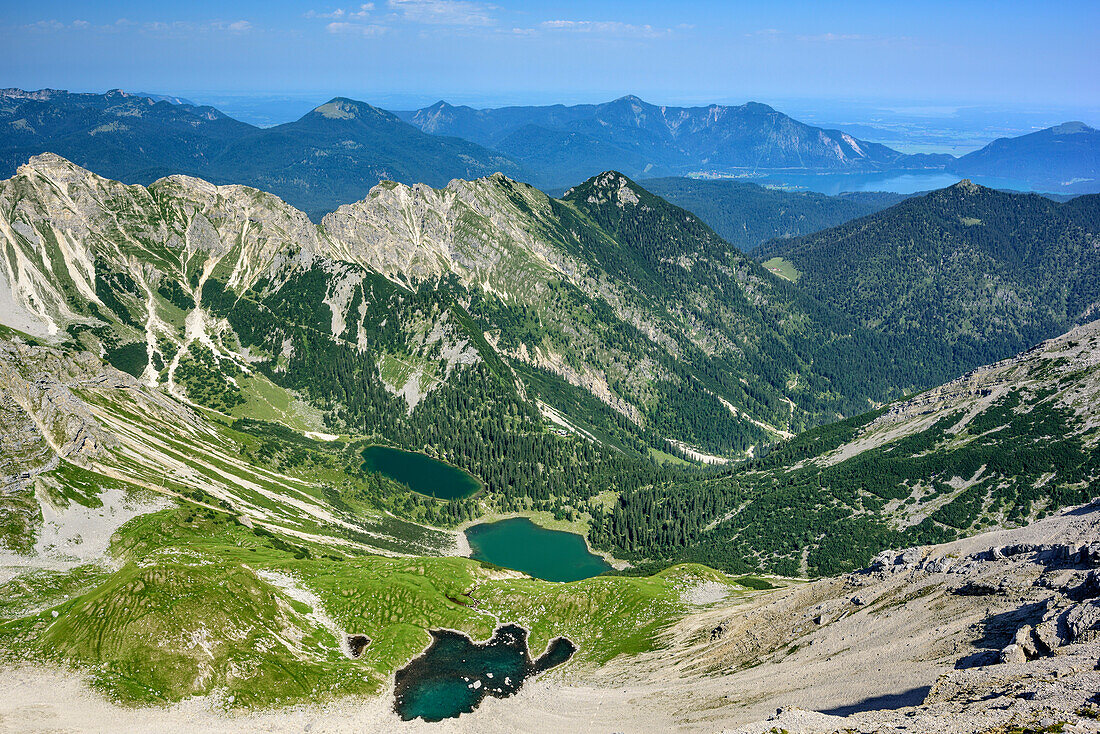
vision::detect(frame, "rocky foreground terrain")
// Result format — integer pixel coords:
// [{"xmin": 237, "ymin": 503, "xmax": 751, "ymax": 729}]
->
[
  {"xmin": 1, "ymin": 498, "xmax": 1097, "ymax": 733},
  {"xmin": 466, "ymin": 498, "xmax": 1100, "ymax": 734}
]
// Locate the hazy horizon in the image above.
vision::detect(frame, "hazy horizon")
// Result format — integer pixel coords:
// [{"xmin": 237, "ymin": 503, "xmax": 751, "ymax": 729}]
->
[{"xmin": 4, "ymin": 1, "xmax": 1097, "ymax": 108}]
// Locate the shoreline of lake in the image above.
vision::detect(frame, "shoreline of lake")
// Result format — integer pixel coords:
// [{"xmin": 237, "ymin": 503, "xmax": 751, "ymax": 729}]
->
[
  {"xmin": 456, "ymin": 511, "xmax": 630, "ymax": 571},
  {"xmin": 393, "ymin": 622, "xmax": 577, "ymax": 722},
  {"xmin": 464, "ymin": 518, "xmax": 613, "ymax": 582}
]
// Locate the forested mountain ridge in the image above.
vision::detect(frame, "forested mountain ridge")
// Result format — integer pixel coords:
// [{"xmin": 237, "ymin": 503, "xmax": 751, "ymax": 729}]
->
[
  {"xmin": 591, "ymin": 320, "xmax": 1100, "ymax": 577},
  {"xmin": 951, "ymin": 121, "xmax": 1100, "ymax": 193},
  {"xmin": 638, "ymin": 176, "xmax": 910, "ymax": 252},
  {"xmin": 0, "ymin": 155, "xmax": 912, "ymax": 475},
  {"xmin": 755, "ymin": 180, "xmax": 1100, "ymax": 385}
]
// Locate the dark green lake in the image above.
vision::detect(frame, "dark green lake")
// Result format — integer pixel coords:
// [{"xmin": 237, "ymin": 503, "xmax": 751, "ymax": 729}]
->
[
  {"xmin": 361, "ymin": 446, "xmax": 480, "ymax": 500},
  {"xmin": 394, "ymin": 624, "xmax": 576, "ymax": 722},
  {"xmin": 466, "ymin": 518, "xmax": 612, "ymax": 582}
]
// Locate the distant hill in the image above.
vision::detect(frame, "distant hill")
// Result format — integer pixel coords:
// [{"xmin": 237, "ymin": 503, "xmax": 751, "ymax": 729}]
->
[
  {"xmin": 399, "ymin": 96, "xmax": 941, "ymax": 189},
  {"xmin": 951, "ymin": 121, "xmax": 1100, "ymax": 193},
  {"xmin": 0, "ymin": 89, "xmax": 523, "ymax": 219},
  {"xmin": 210, "ymin": 98, "xmax": 525, "ymax": 219},
  {"xmin": 639, "ymin": 177, "xmax": 911, "ymax": 252},
  {"xmin": 756, "ymin": 180, "xmax": 1100, "ymax": 381},
  {"xmin": 0, "ymin": 87, "xmax": 252, "ymax": 182}
]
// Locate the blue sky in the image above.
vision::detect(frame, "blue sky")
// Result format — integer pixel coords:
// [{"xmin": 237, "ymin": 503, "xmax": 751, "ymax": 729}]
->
[{"xmin": 2, "ymin": 0, "xmax": 1098, "ymax": 112}]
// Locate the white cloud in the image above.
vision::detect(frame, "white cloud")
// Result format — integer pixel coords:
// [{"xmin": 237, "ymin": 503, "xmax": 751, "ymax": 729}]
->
[
  {"xmin": 327, "ymin": 21, "xmax": 387, "ymax": 36},
  {"xmin": 539, "ymin": 20, "xmax": 671, "ymax": 39},
  {"xmin": 211, "ymin": 20, "xmax": 253, "ymax": 32},
  {"xmin": 388, "ymin": 0, "xmax": 495, "ymax": 27},
  {"xmin": 24, "ymin": 17, "xmax": 254, "ymax": 34},
  {"xmin": 24, "ymin": 19, "xmax": 80, "ymax": 32},
  {"xmin": 308, "ymin": 4, "xmax": 374, "ymax": 20},
  {"xmin": 796, "ymin": 32, "xmax": 867, "ymax": 42}
]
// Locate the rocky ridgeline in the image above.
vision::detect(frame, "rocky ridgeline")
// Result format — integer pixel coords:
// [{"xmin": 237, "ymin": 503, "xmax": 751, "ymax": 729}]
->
[{"xmin": 818, "ymin": 318, "xmax": 1100, "ymax": 468}]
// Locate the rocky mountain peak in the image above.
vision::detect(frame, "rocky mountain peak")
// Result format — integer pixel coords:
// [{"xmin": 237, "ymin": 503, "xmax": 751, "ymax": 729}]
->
[
  {"xmin": 0, "ymin": 87, "xmax": 66, "ymax": 100},
  {"xmin": 949, "ymin": 178, "xmax": 983, "ymax": 195},
  {"xmin": 18, "ymin": 152, "xmax": 103, "ymax": 186},
  {"xmin": 310, "ymin": 97, "xmax": 389, "ymax": 122},
  {"xmin": 1050, "ymin": 120, "xmax": 1094, "ymax": 135}
]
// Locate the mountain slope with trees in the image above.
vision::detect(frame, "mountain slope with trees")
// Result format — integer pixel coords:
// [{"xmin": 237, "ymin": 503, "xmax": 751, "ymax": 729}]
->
[
  {"xmin": 755, "ymin": 180, "xmax": 1100, "ymax": 384},
  {"xmin": 590, "ymin": 321, "xmax": 1100, "ymax": 576},
  {"xmin": 951, "ymin": 121, "xmax": 1100, "ymax": 193},
  {"xmin": 639, "ymin": 177, "xmax": 910, "ymax": 252}
]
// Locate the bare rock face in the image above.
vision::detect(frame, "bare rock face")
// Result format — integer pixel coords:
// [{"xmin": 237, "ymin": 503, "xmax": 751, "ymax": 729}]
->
[
  {"xmin": 1065, "ymin": 599, "xmax": 1100, "ymax": 643},
  {"xmin": 656, "ymin": 499, "xmax": 1100, "ymax": 734},
  {"xmin": 0, "ymin": 340, "xmax": 115, "ymax": 491},
  {"xmin": 0, "ymin": 337, "xmax": 200, "ymax": 492}
]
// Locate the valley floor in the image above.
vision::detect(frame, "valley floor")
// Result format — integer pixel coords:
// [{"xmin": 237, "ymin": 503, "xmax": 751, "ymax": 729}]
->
[{"xmin": 3, "ymin": 500, "xmax": 1099, "ymax": 733}]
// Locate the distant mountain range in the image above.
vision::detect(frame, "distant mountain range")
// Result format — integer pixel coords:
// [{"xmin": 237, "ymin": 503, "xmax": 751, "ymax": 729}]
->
[
  {"xmin": 398, "ymin": 96, "xmax": 950, "ymax": 188},
  {"xmin": 0, "ymin": 89, "xmax": 523, "ymax": 219},
  {"xmin": 205, "ymin": 98, "xmax": 524, "ymax": 219},
  {"xmin": 0, "ymin": 87, "xmax": 253, "ymax": 183},
  {"xmin": 948, "ymin": 121, "xmax": 1100, "ymax": 192},
  {"xmin": 3, "ymin": 88, "xmax": 1097, "ymax": 223}
]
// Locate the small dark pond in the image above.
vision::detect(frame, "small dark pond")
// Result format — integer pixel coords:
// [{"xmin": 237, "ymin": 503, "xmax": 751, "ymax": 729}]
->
[
  {"xmin": 466, "ymin": 517, "xmax": 611, "ymax": 582},
  {"xmin": 394, "ymin": 623, "xmax": 576, "ymax": 722},
  {"xmin": 361, "ymin": 445, "xmax": 480, "ymax": 500}
]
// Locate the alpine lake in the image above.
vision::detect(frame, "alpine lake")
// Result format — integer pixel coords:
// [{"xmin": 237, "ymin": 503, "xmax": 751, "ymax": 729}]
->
[
  {"xmin": 362, "ymin": 448, "xmax": 610, "ymax": 720},
  {"xmin": 360, "ymin": 445, "xmax": 481, "ymax": 500},
  {"xmin": 394, "ymin": 624, "xmax": 577, "ymax": 722},
  {"xmin": 360, "ymin": 446, "xmax": 612, "ymax": 583},
  {"xmin": 466, "ymin": 517, "xmax": 612, "ymax": 582}
]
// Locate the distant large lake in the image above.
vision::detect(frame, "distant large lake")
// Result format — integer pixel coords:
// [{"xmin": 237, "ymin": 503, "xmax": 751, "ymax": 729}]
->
[
  {"xmin": 361, "ymin": 446, "xmax": 480, "ymax": 500},
  {"xmin": 466, "ymin": 517, "xmax": 611, "ymax": 582},
  {"xmin": 752, "ymin": 170, "xmax": 1041, "ymax": 196}
]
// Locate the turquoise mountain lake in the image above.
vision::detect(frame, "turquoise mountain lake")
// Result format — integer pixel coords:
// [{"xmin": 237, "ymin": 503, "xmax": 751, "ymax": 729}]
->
[
  {"xmin": 361, "ymin": 446, "xmax": 480, "ymax": 500},
  {"xmin": 394, "ymin": 624, "xmax": 576, "ymax": 722},
  {"xmin": 466, "ymin": 518, "xmax": 611, "ymax": 582}
]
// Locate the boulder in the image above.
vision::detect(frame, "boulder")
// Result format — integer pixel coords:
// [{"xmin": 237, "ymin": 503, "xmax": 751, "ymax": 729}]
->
[
  {"xmin": 898, "ymin": 547, "xmax": 924, "ymax": 566},
  {"xmin": 999, "ymin": 643, "xmax": 1026, "ymax": 664},
  {"xmin": 1013, "ymin": 625, "xmax": 1039, "ymax": 658},
  {"xmin": 923, "ymin": 556, "xmax": 954, "ymax": 574},
  {"xmin": 867, "ymin": 550, "xmax": 898, "ymax": 572},
  {"xmin": 1034, "ymin": 613, "xmax": 1067, "ymax": 653},
  {"xmin": 1082, "ymin": 569, "xmax": 1100, "ymax": 599}
]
